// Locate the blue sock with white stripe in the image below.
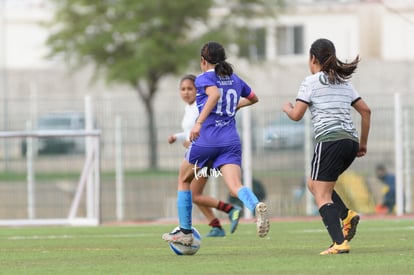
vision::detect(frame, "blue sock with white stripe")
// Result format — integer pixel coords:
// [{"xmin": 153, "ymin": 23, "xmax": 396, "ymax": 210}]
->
[
  {"xmin": 177, "ymin": 190, "xmax": 192, "ymax": 231},
  {"xmin": 237, "ymin": 186, "xmax": 259, "ymax": 212}
]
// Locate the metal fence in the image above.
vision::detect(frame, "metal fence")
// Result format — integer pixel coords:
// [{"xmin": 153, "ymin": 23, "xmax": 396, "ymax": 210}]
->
[{"xmin": 0, "ymin": 92, "xmax": 413, "ymax": 223}]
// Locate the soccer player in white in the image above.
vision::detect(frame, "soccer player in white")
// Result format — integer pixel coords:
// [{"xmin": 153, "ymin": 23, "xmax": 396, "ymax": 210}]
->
[{"xmin": 283, "ymin": 38, "xmax": 371, "ymax": 255}]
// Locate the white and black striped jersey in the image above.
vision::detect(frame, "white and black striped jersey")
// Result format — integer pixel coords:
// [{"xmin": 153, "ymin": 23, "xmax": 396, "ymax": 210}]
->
[{"xmin": 296, "ymin": 72, "xmax": 361, "ymax": 143}]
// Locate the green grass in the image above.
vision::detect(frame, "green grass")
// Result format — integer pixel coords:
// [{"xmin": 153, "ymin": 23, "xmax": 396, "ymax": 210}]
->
[{"xmin": 0, "ymin": 219, "xmax": 413, "ymax": 274}]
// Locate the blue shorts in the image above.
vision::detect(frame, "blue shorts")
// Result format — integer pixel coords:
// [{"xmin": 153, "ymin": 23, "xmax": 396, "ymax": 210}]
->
[{"xmin": 186, "ymin": 143, "xmax": 242, "ymax": 169}]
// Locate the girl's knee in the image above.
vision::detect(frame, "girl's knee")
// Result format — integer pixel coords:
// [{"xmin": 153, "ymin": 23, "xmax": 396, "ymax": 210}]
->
[{"xmin": 192, "ymin": 194, "xmax": 201, "ymax": 204}]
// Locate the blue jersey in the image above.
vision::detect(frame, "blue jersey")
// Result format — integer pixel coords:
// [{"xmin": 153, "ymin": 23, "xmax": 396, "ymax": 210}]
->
[{"xmin": 194, "ymin": 69, "xmax": 253, "ymax": 146}]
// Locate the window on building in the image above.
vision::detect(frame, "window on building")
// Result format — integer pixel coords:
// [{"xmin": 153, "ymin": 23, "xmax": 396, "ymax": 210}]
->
[
  {"xmin": 238, "ymin": 27, "xmax": 266, "ymax": 60},
  {"xmin": 276, "ymin": 25, "xmax": 304, "ymax": 56}
]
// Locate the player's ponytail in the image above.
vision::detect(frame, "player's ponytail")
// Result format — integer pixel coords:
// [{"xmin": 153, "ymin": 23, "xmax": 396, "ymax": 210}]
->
[
  {"xmin": 201, "ymin": 42, "xmax": 233, "ymax": 77},
  {"xmin": 310, "ymin": 38, "xmax": 359, "ymax": 84},
  {"xmin": 215, "ymin": 60, "xmax": 233, "ymax": 77}
]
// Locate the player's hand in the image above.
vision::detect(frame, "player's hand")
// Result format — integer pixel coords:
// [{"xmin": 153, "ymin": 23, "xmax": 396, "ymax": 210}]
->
[
  {"xmin": 356, "ymin": 144, "xmax": 367, "ymax": 157},
  {"xmin": 168, "ymin": 135, "xmax": 176, "ymax": 144},
  {"xmin": 189, "ymin": 123, "xmax": 202, "ymax": 141},
  {"xmin": 282, "ymin": 102, "xmax": 294, "ymax": 114}
]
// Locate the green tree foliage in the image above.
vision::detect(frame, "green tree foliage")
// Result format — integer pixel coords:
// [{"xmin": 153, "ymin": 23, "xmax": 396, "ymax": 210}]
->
[{"xmin": 45, "ymin": 0, "xmax": 283, "ymax": 169}]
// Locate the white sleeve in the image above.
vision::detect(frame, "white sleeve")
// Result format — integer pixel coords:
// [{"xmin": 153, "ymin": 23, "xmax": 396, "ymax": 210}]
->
[
  {"xmin": 348, "ymin": 83, "xmax": 361, "ymax": 102},
  {"xmin": 174, "ymin": 132, "xmax": 188, "ymax": 142},
  {"xmin": 172, "ymin": 103, "xmax": 199, "ymax": 143},
  {"xmin": 178, "ymin": 103, "xmax": 199, "ymax": 142},
  {"xmin": 296, "ymin": 78, "xmax": 312, "ymax": 104}
]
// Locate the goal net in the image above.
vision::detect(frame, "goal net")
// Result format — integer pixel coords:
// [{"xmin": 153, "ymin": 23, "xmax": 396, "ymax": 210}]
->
[{"xmin": 0, "ymin": 129, "xmax": 101, "ymax": 226}]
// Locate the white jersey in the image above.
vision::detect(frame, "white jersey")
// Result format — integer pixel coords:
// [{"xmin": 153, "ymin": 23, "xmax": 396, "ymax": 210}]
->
[
  {"xmin": 296, "ymin": 72, "xmax": 361, "ymax": 143},
  {"xmin": 174, "ymin": 101, "xmax": 199, "ymax": 142}
]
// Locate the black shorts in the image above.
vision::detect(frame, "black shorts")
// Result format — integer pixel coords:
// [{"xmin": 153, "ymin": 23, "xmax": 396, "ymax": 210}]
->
[{"xmin": 310, "ymin": 139, "xmax": 359, "ymax": 181}]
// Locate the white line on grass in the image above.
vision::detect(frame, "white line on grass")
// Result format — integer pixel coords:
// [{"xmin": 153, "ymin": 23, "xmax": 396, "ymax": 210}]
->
[{"xmin": 7, "ymin": 233, "xmax": 154, "ymax": 241}]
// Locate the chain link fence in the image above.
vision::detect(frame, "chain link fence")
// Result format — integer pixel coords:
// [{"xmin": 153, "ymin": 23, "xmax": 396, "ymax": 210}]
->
[{"xmin": 0, "ymin": 91, "xmax": 413, "ymax": 222}]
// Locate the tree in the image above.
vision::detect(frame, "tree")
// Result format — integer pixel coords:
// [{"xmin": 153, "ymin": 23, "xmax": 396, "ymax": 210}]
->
[{"xmin": 45, "ymin": 0, "xmax": 283, "ymax": 169}]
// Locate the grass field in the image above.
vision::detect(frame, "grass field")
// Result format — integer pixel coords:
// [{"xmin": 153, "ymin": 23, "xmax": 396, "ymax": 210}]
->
[{"xmin": 1, "ymin": 218, "xmax": 413, "ymax": 274}]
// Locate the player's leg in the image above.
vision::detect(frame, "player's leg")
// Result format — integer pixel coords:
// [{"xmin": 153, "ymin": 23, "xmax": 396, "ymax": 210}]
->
[
  {"xmin": 162, "ymin": 159, "xmax": 195, "ymax": 245},
  {"xmin": 191, "ymin": 176, "xmax": 225, "ymax": 237},
  {"xmin": 332, "ymin": 190, "xmax": 348, "ymax": 218},
  {"xmin": 220, "ymin": 163, "xmax": 269, "ymax": 238},
  {"xmin": 311, "ymin": 179, "xmax": 345, "ymax": 243},
  {"xmin": 334, "ymin": 140, "xmax": 360, "ymax": 241},
  {"xmin": 310, "ymin": 178, "xmax": 350, "ymax": 255},
  {"xmin": 333, "ymin": 190, "xmax": 360, "ymax": 241},
  {"xmin": 311, "ymin": 140, "xmax": 354, "ymax": 254},
  {"xmin": 191, "ymin": 175, "xmax": 241, "ymax": 235}
]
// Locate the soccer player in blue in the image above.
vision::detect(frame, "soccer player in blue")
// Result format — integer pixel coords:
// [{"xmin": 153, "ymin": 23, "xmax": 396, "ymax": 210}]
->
[
  {"xmin": 162, "ymin": 41, "xmax": 270, "ymax": 246},
  {"xmin": 168, "ymin": 74, "xmax": 242, "ymax": 237}
]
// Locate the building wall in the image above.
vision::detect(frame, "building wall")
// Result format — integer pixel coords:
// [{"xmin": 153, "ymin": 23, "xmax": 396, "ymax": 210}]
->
[
  {"xmin": 1, "ymin": 0, "xmax": 413, "ymax": 132},
  {"xmin": 275, "ymin": 3, "xmax": 360, "ymax": 62},
  {"xmin": 382, "ymin": 5, "xmax": 414, "ymax": 60}
]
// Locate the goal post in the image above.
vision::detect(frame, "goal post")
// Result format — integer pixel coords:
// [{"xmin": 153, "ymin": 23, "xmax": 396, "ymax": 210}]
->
[{"xmin": 0, "ymin": 129, "xmax": 101, "ymax": 226}]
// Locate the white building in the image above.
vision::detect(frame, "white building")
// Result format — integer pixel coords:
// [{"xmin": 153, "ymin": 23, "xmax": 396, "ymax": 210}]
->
[
  {"xmin": 231, "ymin": 0, "xmax": 414, "ymax": 62},
  {"xmin": 1, "ymin": 0, "xmax": 414, "ymax": 69},
  {"xmin": 0, "ymin": 0, "xmax": 55, "ymax": 69}
]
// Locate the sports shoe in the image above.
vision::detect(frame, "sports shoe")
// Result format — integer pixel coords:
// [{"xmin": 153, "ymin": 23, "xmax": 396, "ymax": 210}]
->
[
  {"xmin": 255, "ymin": 202, "xmax": 270, "ymax": 238},
  {"xmin": 342, "ymin": 210, "xmax": 360, "ymax": 242},
  {"xmin": 205, "ymin": 227, "xmax": 226, "ymax": 237},
  {"xmin": 228, "ymin": 206, "xmax": 242, "ymax": 234},
  {"xmin": 319, "ymin": 240, "xmax": 350, "ymax": 255},
  {"xmin": 162, "ymin": 229, "xmax": 193, "ymax": 245}
]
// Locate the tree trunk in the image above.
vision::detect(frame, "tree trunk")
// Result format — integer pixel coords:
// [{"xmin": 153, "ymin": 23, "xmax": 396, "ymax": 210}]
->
[
  {"xmin": 135, "ymin": 74, "xmax": 160, "ymax": 170},
  {"xmin": 143, "ymin": 98, "xmax": 158, "ymax": 169}
]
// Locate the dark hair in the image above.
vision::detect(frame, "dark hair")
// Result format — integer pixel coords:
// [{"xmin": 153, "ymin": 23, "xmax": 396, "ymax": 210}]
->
[
  {"xmin": 180, "ymin": 74, "xmax": 196, "ymax": 84},
  {"xmin": 310, "ymin": 38, "xmax": 360, "ymax": 84},
  {"xmin": 200, "ymin": 42, "xmax": 233, "ymax": 77}
]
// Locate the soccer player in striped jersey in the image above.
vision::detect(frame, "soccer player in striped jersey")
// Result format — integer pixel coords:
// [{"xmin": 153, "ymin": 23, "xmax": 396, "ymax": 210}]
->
[
  {"xmin": 283, "ymin": 38, "xmax": 371, "ymax": 255},
  {"xmin": 168, "ymin": 74, "xmax": 242, "ymax": 237},
  {"xmin": 163, "ymin": 42, "xmax": 269, "ymax": 246}
]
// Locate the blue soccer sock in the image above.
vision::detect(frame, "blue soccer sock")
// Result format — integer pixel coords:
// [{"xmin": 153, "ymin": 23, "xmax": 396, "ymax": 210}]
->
[
  {"xmin": 177, "ymin": 190, "xmax": 192, "ymax": 231},
  {"xmin": 237, "ymin": 186, "xmax": 259, "ymax": 212}
]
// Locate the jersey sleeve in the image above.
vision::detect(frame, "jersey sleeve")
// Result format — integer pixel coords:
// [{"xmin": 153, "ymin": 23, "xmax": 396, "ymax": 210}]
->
[
  {"xmin": 195, "ymin": 73, "xmax": 216, "ymax": 89},
  {"xmin": 174, "ymin": 132, "xmax": 188, "ymax": 142},
  {"xmin": 240, "ymin": 79, "xmax": 254, "ymax": 97},
  {"xmin": 296, "ymin": 78, "xmax": 312, "ymax": 104},
  {"xmin": 239, "ymin": 77, "xmax": 253, "ymax": 98},
  {"xmin": 348, "ymin": 83, "xmax": 362, "ymax": 105}
]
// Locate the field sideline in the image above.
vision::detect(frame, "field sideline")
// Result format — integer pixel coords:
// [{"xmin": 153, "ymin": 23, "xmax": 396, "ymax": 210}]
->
[{"xmin": 1, "ymin": 216, "xmax": 413, "ymax": 274}]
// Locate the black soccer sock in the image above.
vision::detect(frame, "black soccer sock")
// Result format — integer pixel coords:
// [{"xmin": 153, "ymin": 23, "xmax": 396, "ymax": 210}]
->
[
  {"xmin": 319, "ymin": 203, "xmax": 345, "ymax": 244},
  {"xmin": 332, "ymin": 190, "xmax": 349, "ymax": 220}
]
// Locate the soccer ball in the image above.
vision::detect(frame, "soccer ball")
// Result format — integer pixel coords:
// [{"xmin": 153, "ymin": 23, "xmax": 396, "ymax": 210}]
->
[{"xmin": 168, "ymin": 226, "xmax": 201, "ymax": 256}]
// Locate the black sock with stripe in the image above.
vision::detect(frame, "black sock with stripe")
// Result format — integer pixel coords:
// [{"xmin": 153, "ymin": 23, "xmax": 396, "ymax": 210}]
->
[{"xmin": 319, "ymin": 203, "xmax": 345, "ymax": 244}]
